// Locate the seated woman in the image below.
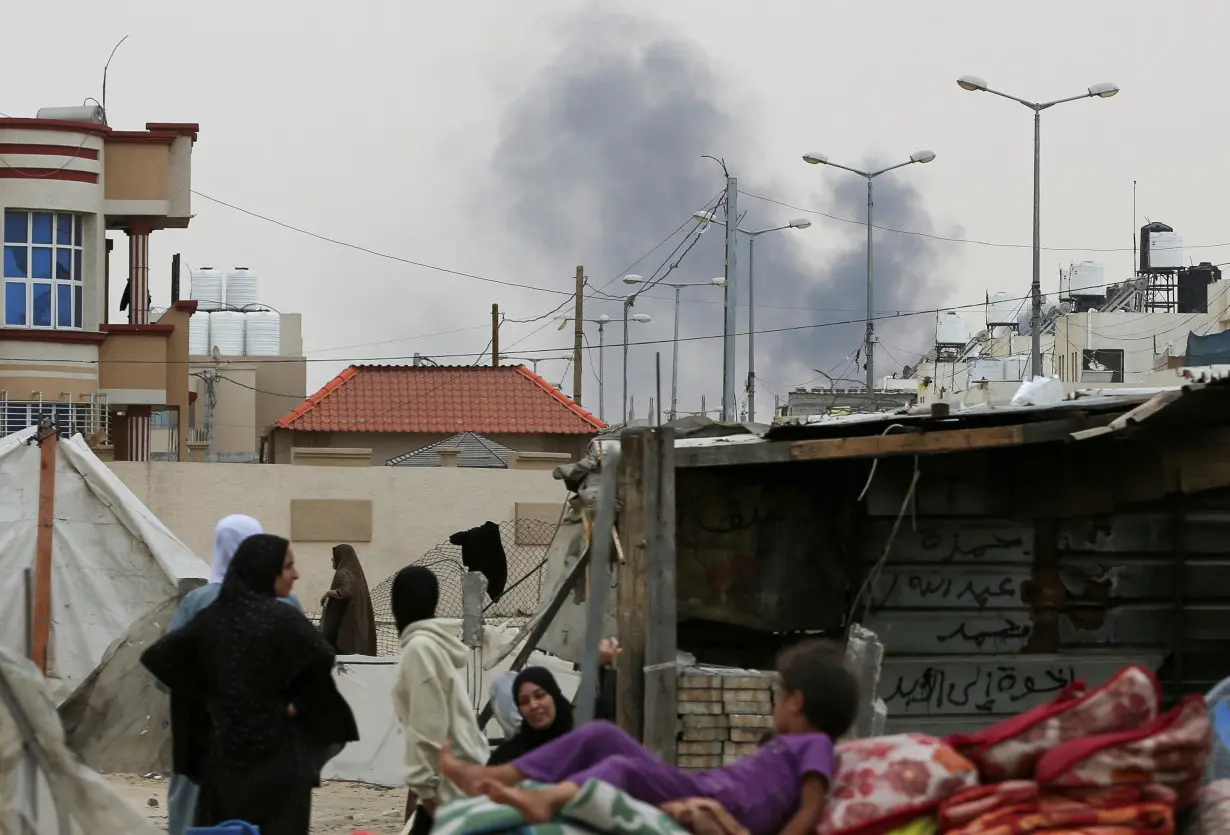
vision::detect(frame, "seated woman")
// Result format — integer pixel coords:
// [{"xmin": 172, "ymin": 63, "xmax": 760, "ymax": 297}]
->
[
  {"xmin": 441, "ymin": 640, "xmax": 858, "ymax": 835},
  {"xmin": 489, "ymin": 638, "xmax": 621, "ymax": 765}
]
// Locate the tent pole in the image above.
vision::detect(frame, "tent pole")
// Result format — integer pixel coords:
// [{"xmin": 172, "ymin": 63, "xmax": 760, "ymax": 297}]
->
[{"xmin": 33, "ymin": 418, "xmax": 57, "ymax": 675}]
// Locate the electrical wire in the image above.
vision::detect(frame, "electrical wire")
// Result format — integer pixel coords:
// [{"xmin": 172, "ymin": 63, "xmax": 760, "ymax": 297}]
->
[{"xmin": 738, "ymin": 189, "xmax": 1230, "ymax": 253}]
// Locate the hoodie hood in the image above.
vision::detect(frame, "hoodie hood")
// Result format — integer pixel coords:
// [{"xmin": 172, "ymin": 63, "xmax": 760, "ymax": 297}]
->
[{"xmin": 400, "ymin": 619, "xmax": 468, "ymax": 668}]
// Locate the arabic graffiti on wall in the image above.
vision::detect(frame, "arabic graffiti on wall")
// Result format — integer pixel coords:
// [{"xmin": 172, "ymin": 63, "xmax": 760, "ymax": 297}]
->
[
  {"xmin": 867, "ymin": 523, "xmax": 1034, "ymax": 564},
  {"xmin": 871, "ymin": 570, "xmax": 1025, "ymax": 610},
  {"xmin": 883, "ymin": 662, "xmax": 1076, "ymax": 714}
]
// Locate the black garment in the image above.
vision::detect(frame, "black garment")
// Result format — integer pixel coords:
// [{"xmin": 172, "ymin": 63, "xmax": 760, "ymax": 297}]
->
[
  {"xmin": 142, "ymin": 534, "xmax": 359, "ymax": 835},
  {"xmin": 408, "ymin": 804, "xmax": 433, "ymax": 835},
  {"xmin": 448, "ymin": 521, "xmax": 507, "ymax": 601},
  {"xmin": 391, "ymin": 566, "xmax": 440, "ymax": 633},
  {"xmin": 489, "ymin": 667, "xmax": 575, "ymax": 764}
]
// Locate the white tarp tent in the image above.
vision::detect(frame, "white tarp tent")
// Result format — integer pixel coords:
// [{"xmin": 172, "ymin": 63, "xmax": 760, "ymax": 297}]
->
[{"xmin": 0, "ymin": 427, "xmax": 207, "ymax": 702}]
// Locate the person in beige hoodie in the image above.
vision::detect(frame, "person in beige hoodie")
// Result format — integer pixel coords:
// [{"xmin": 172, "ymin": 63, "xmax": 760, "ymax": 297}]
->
[{"xmin": 390, "ymin": 566, "xmax": 490, "ymax": 835}]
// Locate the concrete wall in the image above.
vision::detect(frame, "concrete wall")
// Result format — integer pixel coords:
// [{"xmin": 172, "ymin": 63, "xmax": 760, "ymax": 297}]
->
[
  {"xmin": 107, "ymin": 460, "xmax": 566, "ymax": 608},
  {"xmin": 269, "ymin": 428, "xmax": 589, "ymax": 466}
]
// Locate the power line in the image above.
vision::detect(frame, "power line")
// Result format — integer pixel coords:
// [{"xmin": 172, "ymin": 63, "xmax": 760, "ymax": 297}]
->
[{"xmin": 738, "ymin": 189, "xmax": 1230, "ymax": 253}]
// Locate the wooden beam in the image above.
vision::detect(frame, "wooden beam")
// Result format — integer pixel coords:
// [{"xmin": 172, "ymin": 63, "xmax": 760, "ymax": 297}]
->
[
  {"xmin": 675, "ymin": 439, "xmax": 793, "ymax": 469},
  {"xmin": 642, "ymin": 427, "xmax": 678, "ymax": 764},
  {"xmin": 788, "ymin": 418, "xmax": 1089, "ymax": 463},
  {"xmin": 616, "ymin": 429, "xmax": 648, "ymax": 739},
  {"xmin": 33, "ymin": 426, "xmax": 57, "ymax": 673}
]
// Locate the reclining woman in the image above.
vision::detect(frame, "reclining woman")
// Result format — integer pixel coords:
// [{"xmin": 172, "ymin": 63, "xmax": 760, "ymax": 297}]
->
[{"xmin": 441, "ymin": 640, "xmax": 858, "ymax": 835}]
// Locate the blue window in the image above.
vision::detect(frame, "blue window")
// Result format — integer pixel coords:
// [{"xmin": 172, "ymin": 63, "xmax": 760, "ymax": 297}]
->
[
  {"xmin": 0, "ymin": 211, "xmax": 85, "ymax": 329},
  {"xmin": 4, "ymin": 283, "xmax": 25, "ymax": 326}
]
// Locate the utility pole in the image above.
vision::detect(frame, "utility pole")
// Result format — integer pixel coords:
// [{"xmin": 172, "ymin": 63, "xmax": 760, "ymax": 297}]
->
[
  {"xmin": 721, "ymin": 176, "xmax": 738, "ymax": 422},
  {"xmin": 573, "ymin": 266, "xmax": 584, "ymax": 404},
  {"xmin": 491, "ymin": 303, "xmax": 500, "ymax": 367}
]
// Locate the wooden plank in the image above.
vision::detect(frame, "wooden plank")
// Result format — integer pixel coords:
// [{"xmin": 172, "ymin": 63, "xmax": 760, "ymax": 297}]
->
[
  {"xmin": 616, "ymin": 429, "xmax": 648, "ymax": 739},
  {"xmin": 674, "ymin": 439, "xmax": 792, "ymax": 469},
  {"xmin": 33, "ymin": 427, "xmax": 57, "ymax": 674},
  {"xmin": 643, "ymin": 428, "xmax": 678, "ymax": 764},
  {"xmin": 789, "ymin": 421, "xmax": 1084, "ymax": 463}
]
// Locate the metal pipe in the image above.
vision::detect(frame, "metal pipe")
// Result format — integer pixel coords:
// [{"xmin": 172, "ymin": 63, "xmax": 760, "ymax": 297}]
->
[
  {"xmin": 865, "ymin": 176, "xmax": 875, "ymax": 395},
  {"xmin": 598, "ymin": 322, "xmax": 606, "ymax": 423},
  {"xmin": 747, "ymin": 236, "xmax": 756, "ymax": 421},
  {"xmin": 670, "ymin": 286, "xmax": 681, "ymax": 422},
  {"xmin": 1031, "ymin": 109, "xmax": 1042, "ymax": 377},
  {"xmin": 721, "ymin": 176, "xmax": 738, "ymax": 421},
  {"xmin": 622, "ymin": 300, "xmax": 631, "ymax": 423}
]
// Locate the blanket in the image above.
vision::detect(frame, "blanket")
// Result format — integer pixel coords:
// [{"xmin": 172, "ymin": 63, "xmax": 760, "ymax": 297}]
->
[
  {"xmin": 433, "ymin": 780, "xmax": 690, "ymax": 835},
  {"xmin": 940, "ymin": 780, "xmax": 1176, "ymax": 835}
]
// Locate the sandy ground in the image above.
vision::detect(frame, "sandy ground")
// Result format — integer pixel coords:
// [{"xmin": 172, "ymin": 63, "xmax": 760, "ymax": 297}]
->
[{"xmin": 106, "ymin": 773, "xmax": 409, "ymax": 834}]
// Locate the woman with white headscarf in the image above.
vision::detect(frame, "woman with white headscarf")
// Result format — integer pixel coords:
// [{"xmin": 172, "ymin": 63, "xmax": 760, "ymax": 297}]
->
[{"xmin": 164, "ymin": 515, "xmax": 304, "ymax": 835}]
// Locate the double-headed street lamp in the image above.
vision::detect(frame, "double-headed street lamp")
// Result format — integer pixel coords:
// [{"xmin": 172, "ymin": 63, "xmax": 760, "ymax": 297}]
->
[
  {"xmin": 694, "ymin": 212, "xmax": 811, "ymax": 422},
  {"xmin": 617, "ymin": 280, "xmax": 654, "ymax": 424},
  {"xmin": 956, "ymin": 75, "xmax": 1119, "ymax": 378},
  {"xmin": 801, "ymin": 149, "xmax": 935, "ymax": 396},
  {"xmin": 624, "ymin": 274, "xmax": 726, "ymax": 422},
  {"xmin": 557, "ymin": 313, "xmax": 630, "ymax": 423}
]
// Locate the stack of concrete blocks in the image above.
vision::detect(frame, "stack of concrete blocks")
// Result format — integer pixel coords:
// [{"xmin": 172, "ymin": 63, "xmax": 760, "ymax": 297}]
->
[
  {"xmin": 676, "ymin": 667, "xmax": 776, "ymax": 771},
  {"xmin": 844, "ymin": 623, "xmax": 888, "ymax": 739}
]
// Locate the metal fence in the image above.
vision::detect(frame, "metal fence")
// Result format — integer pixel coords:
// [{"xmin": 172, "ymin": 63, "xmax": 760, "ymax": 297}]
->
[
  {"xmin": 368, "ymin": 518, "xmax": 557, "ymax": 657},
  {"xmin": 0, "ymin": 397, "xmax": 109, "ymax": 441}
]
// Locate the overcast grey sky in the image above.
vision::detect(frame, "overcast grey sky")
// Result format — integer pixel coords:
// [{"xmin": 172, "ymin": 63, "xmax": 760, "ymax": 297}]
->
[{"xmin": 7, "ymin": 0, "xmax": 1227, "ymax": 421}]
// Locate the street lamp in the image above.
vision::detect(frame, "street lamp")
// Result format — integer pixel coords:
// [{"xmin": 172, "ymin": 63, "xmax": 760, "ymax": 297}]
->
[
  {"xmin": 801, "ymin": 148, "xmax": 935, "ymax": 397},
  {"xmin": 956, "ymin": 75, "xmax": 1118, "ymax": 377},
  {"xmin": 557, "ymin": 314, "xmax": 613, "ymax": 421},
  {"xmin": 617, "ymin": 281, "xmax": 654, "ymax": 424},
  {"xmin": 694, "ymin": 211, "xmax": 811, "ymax": 421},
  {"xmin": 623, "ymin": 274, "xmax": 726, "ymax": 422}
]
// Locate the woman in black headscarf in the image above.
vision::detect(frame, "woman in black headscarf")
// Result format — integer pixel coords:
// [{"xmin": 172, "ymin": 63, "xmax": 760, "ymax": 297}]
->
[
  {"xmin": 142, "ymin": 534, "xmax": 359, "ymax": 835},
  {"xmin": 488, "ymin": 667, "xmax": 574, "ymax": 765}
]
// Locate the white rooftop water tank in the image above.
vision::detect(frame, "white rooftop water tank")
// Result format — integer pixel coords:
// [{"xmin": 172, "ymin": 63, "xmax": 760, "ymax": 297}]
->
[
  {"xmin": 244, "ymin": 311, "xmax": 281, "ymax": 356},
  {"xmin": 1068, "ymin": 261, "xmax": 1105, "ymax": 297},
  {"xmin": 1148, "ymin": 231, "xmax": 1184, "ymax": 270},
  {"xmin": 190, "ymin": 267, "xmax": 225, "ymax": 311},
  {"xmin": 986, "ymin": 290, "xmax": 1017, "ymax": 327},
  {"xmin": 188, "ymin": 314, "xmax": 210, "ymax": 357},
  {"xmin": 225, "ymin": 267, "xmax": 259, "ymax": 309},
  {"xmin": 209, "ymin": 311, "xmax": 245, "ymax": 356},
  {"xmin": 936, "ymin": 309, "xmax": 970, "ymax": 345}
]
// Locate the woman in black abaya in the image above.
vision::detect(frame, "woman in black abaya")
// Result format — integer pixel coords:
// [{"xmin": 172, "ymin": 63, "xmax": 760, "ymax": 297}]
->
[{"xmin": 142, "ymin": 534, "xmax": 358, "ymax": 835}]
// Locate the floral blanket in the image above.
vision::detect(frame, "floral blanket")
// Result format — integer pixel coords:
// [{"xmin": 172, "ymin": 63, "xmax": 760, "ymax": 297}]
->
[
  {"xmin": 940, "ymin": 780, "xmax": 1176, "ymax": 835},
  {"xmin": 432, "ymin": 780, "xmax": 690, "ymax": 835}
]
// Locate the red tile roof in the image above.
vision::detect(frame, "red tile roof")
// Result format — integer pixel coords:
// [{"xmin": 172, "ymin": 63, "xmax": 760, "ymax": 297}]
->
[{"xmin": 272, "ymin": 364, "xmax": 606, "ymax": 434}]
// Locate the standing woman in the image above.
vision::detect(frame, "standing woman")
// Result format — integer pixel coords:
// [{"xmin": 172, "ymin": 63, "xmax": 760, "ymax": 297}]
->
[
  {"xmin": 164, "ymin": 515, "xmax": 303, "ymax": 835},
  {"xmin": 320, "ymin": 544, "xmax": 377, "ymax": 656},
  {"xmin": 391, "ymin": 566, "xmax": 489, "ymax": 835},
  {"xmin": 143, "ymin": 535, "xmax": 358, "ymax": 835}
]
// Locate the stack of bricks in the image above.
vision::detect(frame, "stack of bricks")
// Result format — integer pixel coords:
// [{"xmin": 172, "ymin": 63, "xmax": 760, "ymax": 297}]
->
[{"xmin": 676, "ymin": 667, "xmax": 775, "ymax": 771}]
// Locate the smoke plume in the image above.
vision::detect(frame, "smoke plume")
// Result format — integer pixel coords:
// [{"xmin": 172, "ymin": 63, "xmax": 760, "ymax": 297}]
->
[{"xmin": 485, "ymin": 12, "xmax": 954, "ymax": 420}]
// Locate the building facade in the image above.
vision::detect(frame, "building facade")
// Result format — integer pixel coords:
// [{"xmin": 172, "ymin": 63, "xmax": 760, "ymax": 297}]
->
[{"xmin": 0, "ymin": 114, "xmax": 199, "ymax": 459}]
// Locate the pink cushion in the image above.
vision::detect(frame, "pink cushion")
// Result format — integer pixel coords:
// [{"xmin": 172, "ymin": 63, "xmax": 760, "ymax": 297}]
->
[
  {"xmin": 1034, "ymin": 695, "xmax": 1212, "ymax": 807},
  {"xmin": 818, "ymin": 734, "xmax": 979, "ymax": 835},
  {"xmin": 946, "ymin": 664, "xmax": 1161, "ymax": 780}
]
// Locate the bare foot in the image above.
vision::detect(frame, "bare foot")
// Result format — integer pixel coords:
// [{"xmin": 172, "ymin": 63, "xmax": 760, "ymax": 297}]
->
[
  {"xmin": 481, "ymin": 781, "xmax": 561, "ymax": 824},
  {"xmin": 439, "ymin": 741, "xmax": 485, "ymax": 797}
]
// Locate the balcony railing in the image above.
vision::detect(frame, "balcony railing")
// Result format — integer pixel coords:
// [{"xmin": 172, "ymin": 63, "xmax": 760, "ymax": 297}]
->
[{"xmin": 0, "ymin": 396, "xmax": 110, "ymax": 442}]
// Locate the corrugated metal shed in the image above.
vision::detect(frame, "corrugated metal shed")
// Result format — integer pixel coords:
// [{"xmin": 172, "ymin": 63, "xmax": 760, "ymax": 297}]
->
[{"xmin": 386, "ymin": 431, "xmax": 513, "ymax": 468}]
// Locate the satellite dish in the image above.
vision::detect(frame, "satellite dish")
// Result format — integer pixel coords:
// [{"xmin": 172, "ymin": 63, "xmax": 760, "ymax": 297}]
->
[
  {"xmin": 1060, "ymin": 302, "xmax": 1073, "ymax": 314},
  {"xmin": 925, "ymin": 350, "xmax": 938, "ymax": 362},
  {"xmin": 1134, "ymin": 277, "xmax": 1148, "ymax": 290},
  {"xmin": 975, "ymin": 329, "xmax": 990, "ymax": 343},
  {"xmin": 902, "ymin": 365, "xmax": 914, "ymax": 378}
]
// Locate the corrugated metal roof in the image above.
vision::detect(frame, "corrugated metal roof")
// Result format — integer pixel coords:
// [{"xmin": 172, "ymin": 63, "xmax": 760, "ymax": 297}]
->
[{"xmin": 387, "ymin": 432, "xmax": 513, "ymax": 468}]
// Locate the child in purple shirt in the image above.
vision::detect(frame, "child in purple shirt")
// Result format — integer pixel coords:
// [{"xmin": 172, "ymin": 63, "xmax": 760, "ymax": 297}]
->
[{"xmin": 441, "ymin": 640, "xmax": 858, "ymax": 835}]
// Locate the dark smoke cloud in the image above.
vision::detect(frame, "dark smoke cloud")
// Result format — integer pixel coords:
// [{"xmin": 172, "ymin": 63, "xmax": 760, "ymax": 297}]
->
[{"xmin": 486, "ymin": 12, "xmax": 955, "ymax": 419}]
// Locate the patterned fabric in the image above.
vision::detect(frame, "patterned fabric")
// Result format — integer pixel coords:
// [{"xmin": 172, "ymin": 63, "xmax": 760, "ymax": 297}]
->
[
  {"xmin": 1035, "ymin": 695, "xmax": 1212, "ymax": 807},
  {"xmin": 431, "ymin": 779, "xmax": 689, "ymax": 835},
  {"xmin": 939, "ymin": 780, "xmax": 1176, "ymax": 834},
  {"xmin": 1189, "ymin": 780, "xmax": 1230, "ymax": 834},
  {"xmin": 818, "ymin": 733, "xmax": 980, "ymax": 835},
  {"xmin": 947, "ymin": 666, "xmax": 1162, "ymax": 781},
  {"xmin": 883, "ymin": 818, "xmax": 939, "ymax": 835}
]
